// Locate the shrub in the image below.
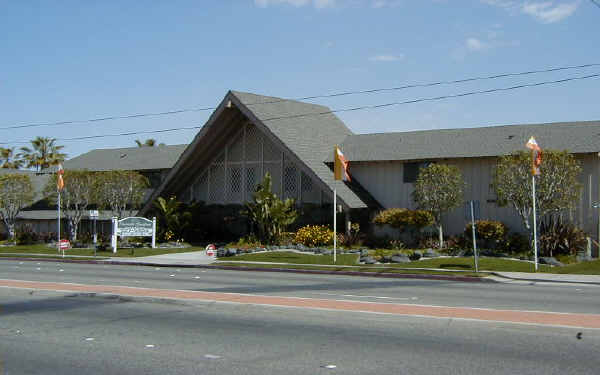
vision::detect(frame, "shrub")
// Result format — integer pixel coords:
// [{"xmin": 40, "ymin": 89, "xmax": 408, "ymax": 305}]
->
[
  {"xmin": 16, "ymin": 224, "xmax": 39, "ymax": 245},
  {"xmin": 465, "ymin": 220, "xmax": 507, "ymax": 242},
  {"xmin": 503, "ymin": 233, "xmax": 529, "ymax": 254},
  {"xmin": 539, "ymin": 216, "xmax": 587, "ymax": 257},
  {"xmin": 227, "ymin": 235, "xmax": 263, "ymax": 250},
  {"xmin": 373, "ymin": 208, "xmax": 434, "ymax": 230},
  {"xmin": 294, "ymin": 225, "xmax": 334, "ymax": 247},
  {"xmin": 337, "ymin": 223, "xmax": 365, "ymax": 248}
]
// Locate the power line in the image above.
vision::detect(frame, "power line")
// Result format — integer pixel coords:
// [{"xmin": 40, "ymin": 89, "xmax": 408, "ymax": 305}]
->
[
  {"xmin": 591, "ymin": 0, "xmax": 600, "ymax": 9},
  {"xmin": 2, "ymin": 72, "xmax": 598, "ymax": 145},
  {"xmin": 1, "ymin": 62, "xmax": 599, "ymax": 131}
]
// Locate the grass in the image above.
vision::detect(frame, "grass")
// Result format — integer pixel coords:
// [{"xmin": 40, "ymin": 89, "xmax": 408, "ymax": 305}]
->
[
  {"xmin": 0, "ymin": 244, "xmax": 208, "ymax": 258},
  {"xmin": 217, "ymin": 251, "xmax": 600, "ymax": 274}
]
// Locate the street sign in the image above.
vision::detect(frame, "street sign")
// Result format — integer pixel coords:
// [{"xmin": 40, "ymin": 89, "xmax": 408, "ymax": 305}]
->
[
  {"xmin": 206, "ymin": 244, "xmax": 216, "ymax": 257},
  {"xmin": 59, "ymin": 240, "xmax": 70, "ymax": 250},
  {"xmin": 117, "ymin": 217, "xmax": 154, "ymax": 237},
  {"xmin": 89, "ymin": 210, "xmax": 99, "ymax": 218}
]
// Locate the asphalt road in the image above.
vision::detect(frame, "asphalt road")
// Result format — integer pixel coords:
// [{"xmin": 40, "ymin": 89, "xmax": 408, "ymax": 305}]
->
[
  {"xmin": 1, "ymin": 260, "xmax": 599, "ymax": 374},
  {"xmin": 1, "ymin": 287, "xmax": 599, "ymax": 375},
  {"xmin": 0, "ymin": 260, "xmax": 599, "ymax": 313}
]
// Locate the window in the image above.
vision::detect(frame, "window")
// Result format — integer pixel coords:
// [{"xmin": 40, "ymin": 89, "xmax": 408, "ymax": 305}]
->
[{"xmin": 403, "ymin": 161, "xmax": 433, "ymax": 183}]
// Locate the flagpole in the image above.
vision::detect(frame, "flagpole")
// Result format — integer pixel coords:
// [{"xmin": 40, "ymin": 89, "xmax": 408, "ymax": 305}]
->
[
  {"xmin": 58, "ymin": 189, "xmax": 62, "ymax": 257},
  {"xmin": 532, "ymin": 174, "xmax": 538, "ymax": 272},
  {"xmin": 333, "ymin": 181, "xmax": 337, "ymax": 264}
]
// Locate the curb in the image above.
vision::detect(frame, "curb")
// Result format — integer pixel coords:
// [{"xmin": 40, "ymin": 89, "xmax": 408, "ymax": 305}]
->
[{"xmin": 1, "ymin": 256, "xmax": 493, "ymax": 283}]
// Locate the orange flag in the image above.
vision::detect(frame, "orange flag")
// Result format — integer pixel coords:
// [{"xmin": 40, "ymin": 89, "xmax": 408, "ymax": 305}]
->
[
  {"xmin": 57, "ymin": 163, "xmax": 65, "ymax": 191},
  {"xmin": 525, "ymin": 136, "xmax": 542, "ymax": 176},
  {"xmin": 334, "ymin": 146, "xmax": 350, "ymax": 181}
]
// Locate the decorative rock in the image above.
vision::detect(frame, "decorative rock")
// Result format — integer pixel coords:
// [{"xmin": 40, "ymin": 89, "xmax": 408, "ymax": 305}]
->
[
  {"xmin": 226, "ymin": 248, "xmax": 237, "ymax": 257},
  {"xmin": 539, "ymin": 257, "xmax": 564, "ymax": 267},
  {"xmin": 423, "ymin": 249, "xmax": 440, "ymax": 258},
  {"xmin": 391, "ymin": 255, "xmax": 411, "ymax": 263},
  {"xmin": 577, "ymin": 254, "xmax": 593, "ymax": 262},
  {"xmin": 360, "ymin": 256, "xmax": 377, "ymax": 264},
  {"xmin": 360, "ymin": 249, "xmax": 369, "ymax": 257},
  {"xmin": 217, "ymin": 249, "xmax": 226, "ymax": 257}
]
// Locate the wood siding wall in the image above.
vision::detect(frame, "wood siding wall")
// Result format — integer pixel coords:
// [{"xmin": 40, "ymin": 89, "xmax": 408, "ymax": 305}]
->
[{"xmin": 350, "ymin": 154, "xmax": 600, "ymax": 242}]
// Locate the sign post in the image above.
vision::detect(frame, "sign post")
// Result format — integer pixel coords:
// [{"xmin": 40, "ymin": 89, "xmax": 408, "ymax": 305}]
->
[
  {"xmin": 111, "ymin": 217, "xmax": 118, "ymax": 253},
  {"xmin": 532, "ymin": 175, "xmax": 538, "ymax": 271}
]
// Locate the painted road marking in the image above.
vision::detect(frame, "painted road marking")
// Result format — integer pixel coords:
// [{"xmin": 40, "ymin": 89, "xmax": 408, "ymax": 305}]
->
[
  {"xmin": 1, "ymin": 279, "xmax": 599, "ymax": 329},
  {"xmin": 314, "ymin": 292, "xmax": 411, "ymax": 301},
  {"xmin": 204, "ymin": 354, "xmax": 221, "ymax": 359}
]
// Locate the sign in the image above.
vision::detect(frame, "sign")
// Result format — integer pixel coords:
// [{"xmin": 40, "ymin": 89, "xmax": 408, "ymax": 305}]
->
[
  {"xmin": 206, "ymin": 244, "xmax": 216, "ymax": 257},
  {"xmin": 117, "ymin": 217, "xmax": 154, "ymax": 237},
  {"xmin": 89, "ymin": 210, "xmax": 99, "ymax": 218},
  {"xmin": 59, "ymin": 240, "xmax": 70, "ymax": 250}
]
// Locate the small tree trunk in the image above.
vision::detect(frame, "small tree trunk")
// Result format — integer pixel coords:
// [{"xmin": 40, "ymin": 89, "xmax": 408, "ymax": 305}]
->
[
  {"xmin": 438, "ymin": 224, "xmax": 444, "ymax": 249},
  {"xmin": 8, "ymin": 224, "xmax": 15, "ymax": 243},
  {"xmin": 69, "ymin": 220, "xmax": 78, "ymax": 242}
]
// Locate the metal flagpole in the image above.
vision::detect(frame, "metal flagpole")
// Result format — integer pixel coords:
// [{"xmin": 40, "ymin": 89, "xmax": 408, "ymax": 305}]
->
[
  {"xmin": 532, "ymin": 175, "xmax": 538, "ymax": 271},
  {"xmin": 470, "ymin": 200, "xmax": 478, "ymax": 273},
  {"xmin": 58, "ymin": 190, "xmax": 62, "ymax": 257},
  {"xmin": 333, "ymin": 182, "xmax": 337, "ymax": 264}
]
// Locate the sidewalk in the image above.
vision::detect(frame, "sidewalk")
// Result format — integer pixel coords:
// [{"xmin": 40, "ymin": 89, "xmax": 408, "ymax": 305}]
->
[
  {"xmin": 108, "ymin": 250, "xmax": 215, "ymax": 265},
  {"xmin": 491, "ymin": 271, "xmax": 600, "ymax": 285}
]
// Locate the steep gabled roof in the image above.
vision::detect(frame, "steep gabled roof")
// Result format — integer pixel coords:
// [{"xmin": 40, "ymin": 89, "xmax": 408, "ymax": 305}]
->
[
  {"xmin": 142, "ymin": 91, "xmax": 370, "ymax": 211},
  {"xmin": 332, "ymin": 120, "xmax": 600, "ymax": 162},
  {"xmin": 47, "ymin": 144, "xmax": 188, "ymax": 172}
]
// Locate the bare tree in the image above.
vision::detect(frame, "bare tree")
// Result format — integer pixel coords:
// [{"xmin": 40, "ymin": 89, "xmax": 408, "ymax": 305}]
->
[
  {"xmin": 0, "ymin": 174, "xmax": 34, "ymax": 242},
  {"xmin": 44, "ymin": 170, "xmax": 98, "ymax": 241},
  {"xmin": 412, "ymin": 164, "xmax": 465, "ymax": 248},
  {"xmin": 97, "ymin": 171, "xmax": 148, "ymax": 218},
  {"xmin": 493, "ymin": 150, "xmax": 582, "ymax": 232}
]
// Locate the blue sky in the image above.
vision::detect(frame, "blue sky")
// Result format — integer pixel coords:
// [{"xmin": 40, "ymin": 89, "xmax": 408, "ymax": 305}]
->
[{"xmin": 1, "ymin": 0, "xmax": 598, "ymax": 158}]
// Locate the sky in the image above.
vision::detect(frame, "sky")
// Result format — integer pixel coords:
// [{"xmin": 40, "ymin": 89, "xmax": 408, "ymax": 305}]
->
[{"xmin": 1, "ymin": 0, "xmax": 599, "ymax": 159}]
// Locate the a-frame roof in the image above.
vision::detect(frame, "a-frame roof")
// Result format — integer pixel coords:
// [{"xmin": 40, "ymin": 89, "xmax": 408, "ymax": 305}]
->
[{"xmin": 141, "ymin": 91, "xmax": 370, "ymax": 213}]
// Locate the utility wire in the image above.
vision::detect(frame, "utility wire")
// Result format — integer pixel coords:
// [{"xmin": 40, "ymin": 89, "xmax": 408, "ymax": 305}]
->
[
  {"xmin": 1, "ymin": 62, "xmax": 599, "ymax": 131},
  {"xmin": 1, "ymin": 72, "xmax": 597, "ymax": 145},
  {"xmin": 591, "ymin": 0, "xmax": 600, "ymax": 9}
]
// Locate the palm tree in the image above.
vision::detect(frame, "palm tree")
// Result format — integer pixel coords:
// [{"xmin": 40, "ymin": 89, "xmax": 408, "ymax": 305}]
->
[
  {"xmin": 135, "ymin": 139, "xmax": 157, "ymax": 147},
  {"xmin": 0, "ymin": 147, "xmax": 24, "ymax": 169},
  {"xmin": 19, "ymin": 137, "xmax": 67, "ymax": 171}
]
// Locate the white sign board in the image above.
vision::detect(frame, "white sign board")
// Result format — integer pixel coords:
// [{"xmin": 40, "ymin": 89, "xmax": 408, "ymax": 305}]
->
[
  {"xmin": 117, "ymin": 217, "xmax": 154, "ymax": 237},
  {"xmin": 89, "ymin": 210, "xmax": 99, "ymax": 218}
]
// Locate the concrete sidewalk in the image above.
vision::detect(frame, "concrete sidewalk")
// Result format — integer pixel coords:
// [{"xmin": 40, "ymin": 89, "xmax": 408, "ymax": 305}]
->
[
  {"xmin": 108, "ymin": 250, "xmax": 215, "ymax": 265},
  {"xmin": 491, "ymin": 271, "xmax": 600, "ymax": 285}
]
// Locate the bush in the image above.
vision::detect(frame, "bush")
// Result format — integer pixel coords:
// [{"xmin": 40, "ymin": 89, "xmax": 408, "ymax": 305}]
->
[
  {"xmin": 16, "ymin": 224, "xmax": 39, "ymax": 245},
  {"xmin": 539, "ymin": 216, "xmax": 587, "ymax": 257},
  {"xmin": 294, "ymin": 225, "xmax": 334, "ymax": 247},
  {"xmin": 227, "ymin": 235, "xmax": 263, "ymax": 250},
  {"xmin": 373, "ymin": 208, "xmax": 434, "ymax": 229},
  {"xmin": 337, "ymin": 223, "xmax": 365, "ymax": 248},
  {"xmin": 503, "ymin": 233, "xmax": 529, "ymax": 254},
  {"xmin": 465, "ymin": 220, "xmax": 507, "ymax": 242}
]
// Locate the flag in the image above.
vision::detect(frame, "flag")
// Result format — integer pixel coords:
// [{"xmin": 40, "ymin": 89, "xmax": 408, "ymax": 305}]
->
[
  {"xmin": 57, "ymin": 163, "xmax": 65, "ymax": 191},
  {"xmin": 525, "ymin": 136, "xmax": 542, "ymax": 176},
  {"xmin": 334, "ymin": 146, "xmax": 350, "ymax": 181}
]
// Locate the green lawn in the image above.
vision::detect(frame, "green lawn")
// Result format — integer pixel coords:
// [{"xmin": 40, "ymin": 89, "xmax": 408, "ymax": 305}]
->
[
  {"xmin": 0, "ymin": 244, "xmax": 208, "ymax": 258},
  {"xmin": 217, "ymin": 251, "xmax": 600, "ymax": 274}
]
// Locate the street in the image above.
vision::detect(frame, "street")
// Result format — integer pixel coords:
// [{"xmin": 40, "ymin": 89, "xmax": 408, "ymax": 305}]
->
[{"xmin": 0, "ymin": 260, "xmax": 599, "ymax": 374}]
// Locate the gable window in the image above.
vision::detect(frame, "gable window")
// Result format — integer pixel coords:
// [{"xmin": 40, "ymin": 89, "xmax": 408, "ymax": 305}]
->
[{"xmin": 403, "ymin": 161, "xmax": 434, "ymax": 183}]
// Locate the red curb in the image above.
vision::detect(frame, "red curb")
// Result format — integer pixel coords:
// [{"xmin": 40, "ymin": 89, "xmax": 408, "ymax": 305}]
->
[
  {"xmin": 1, "ymin": 278, "xmax": 598, "ymax": 329},
  {"xmin": 0, "ymin": 257, "xmax": 492, "ymax": 283}
]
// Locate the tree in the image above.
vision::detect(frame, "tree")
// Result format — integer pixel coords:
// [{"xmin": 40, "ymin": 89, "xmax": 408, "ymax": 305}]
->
[
  {"xmin": 135, "ymin": 139, "xmax": 165, "ymax": 147},
  {"xmin": 492, "ymin": 150, "xmax": 582, "ymax": 232},
  {"xmin": 43, "ymin": 170, "xmax": 98, "ymax": 241},
  {"xmin": 0, "ymin": 147, "xmax": 24, "ymax": 169},
  {"xmin": 242, "ymin": 173, "xmax": 298, "ymax": 244},
  {"xmin": 19, "ymin": 137, "xmax": 67, "ymax": 171},
  {"xmin": 0, "ymin": 174, "xmax": 34, "ymax": 242},
  {"xmin": 412, "ymin": 163, "xmax": 465, "ymax": 248},
  {"xmin": 96, "ymin": 171, "xmax": 149, "ymax": 218}
]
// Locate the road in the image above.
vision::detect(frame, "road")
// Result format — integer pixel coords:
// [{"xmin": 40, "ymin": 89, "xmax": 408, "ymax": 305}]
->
[{"xmin": 0, "ymin": 260, "xmax": 599, "ymax": 374}]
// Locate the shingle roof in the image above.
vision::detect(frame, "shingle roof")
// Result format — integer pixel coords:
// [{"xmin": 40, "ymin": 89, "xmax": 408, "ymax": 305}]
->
[
  {"xmin": 0, "ymin": 169, "xmax": 50, "ymax": 202},
  {"xmin": 333, "ymin": 120, "xmax": 600, "ymax": 162},
  {"xmin": 230, "ymin": 91, "xmax": 367, "ymax": 209},
  {"xmin": 48, "ymin": 144, "xmax": 188, "ymax": 172}
]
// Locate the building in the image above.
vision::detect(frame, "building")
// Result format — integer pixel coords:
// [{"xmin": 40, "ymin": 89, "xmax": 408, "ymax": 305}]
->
[
  {"xmin": 1, "ymin": 144, "xmax": 187, "ymax": 238},
  {"xmin": 141, "ymin": 91, "xmax": 600, "ymax": 254}
]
